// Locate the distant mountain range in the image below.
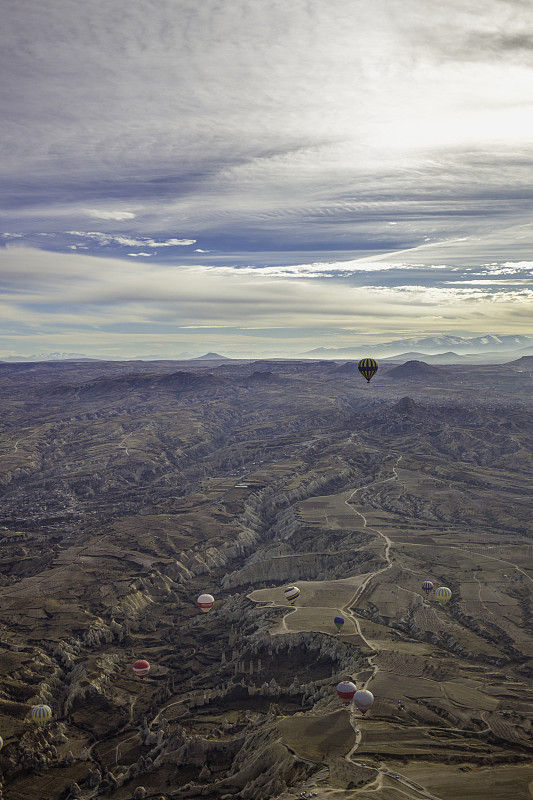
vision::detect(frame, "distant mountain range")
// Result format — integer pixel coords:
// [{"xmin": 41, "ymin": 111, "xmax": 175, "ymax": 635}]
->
[
  {"xmin": 2, "ymin": 335, "xmax": 533, "ymax": 364},
  {"xmin": 0, "ymin": 352, "xmax": 99, "ymax": 362},
  {"xmin": 301, "ymin": 335, "xmax": 533, "ymax": 364}
]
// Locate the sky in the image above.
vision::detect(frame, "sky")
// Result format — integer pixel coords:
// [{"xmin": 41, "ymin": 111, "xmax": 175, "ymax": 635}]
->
[{"xmin": 1, "ymin": 0, "xmax": 533, "ymax": 359}]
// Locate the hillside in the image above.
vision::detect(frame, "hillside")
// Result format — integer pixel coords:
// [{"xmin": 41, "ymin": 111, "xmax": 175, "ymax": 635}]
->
[
  {"xmin": 0, "ymin": 360, "xmax": 532, "ymax": 799},
  {"xmin": 386, "ymin": 359, "xmax": 450, "ymax": 380}
]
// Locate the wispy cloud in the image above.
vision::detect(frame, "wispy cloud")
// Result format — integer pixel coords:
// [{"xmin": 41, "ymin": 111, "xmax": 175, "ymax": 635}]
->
[
  {"xmin": 67, "ymin": 232, "xmax": 196, "ymax": 247},
  {"xmin": 1, "ymin": 0, "xmax": 533, "ymax": 354},
  {"xmin": 87, "ymin": 210, "xmax": 136, "ymax": 221},
  {"xmin": 0, "ymin": 247, "xmax": 531, "ymax": 358}
]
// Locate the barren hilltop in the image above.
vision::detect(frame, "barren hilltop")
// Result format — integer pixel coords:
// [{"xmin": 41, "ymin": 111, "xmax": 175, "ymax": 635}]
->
[{"xmin": 0, "ymin": 358, "xmax": 532, "ymax": 799}]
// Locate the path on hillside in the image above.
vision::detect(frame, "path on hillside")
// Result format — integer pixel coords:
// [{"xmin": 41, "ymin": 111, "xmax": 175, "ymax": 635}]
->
[
  {"xmin": 341, "ymin": 454, "xmax": 404, "ymax": 674},
  {"xmin": 315, "ymin": 454, "xmax": 446, "ymax": 800},
  {"xmin": 264, "ymin": 453, "xmax": 448, "ymax": 800}
]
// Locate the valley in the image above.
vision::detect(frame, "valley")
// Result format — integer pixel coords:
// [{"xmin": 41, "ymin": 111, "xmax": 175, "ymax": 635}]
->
[{"xmin": 0, "ymin": 357, "xmax": 531, "ymax": 799}]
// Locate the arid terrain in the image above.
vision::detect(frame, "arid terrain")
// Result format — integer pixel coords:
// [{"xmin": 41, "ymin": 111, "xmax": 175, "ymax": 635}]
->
[{"xmin": 0, "ymin": 356, "xmax": 532, "ymax": 800}]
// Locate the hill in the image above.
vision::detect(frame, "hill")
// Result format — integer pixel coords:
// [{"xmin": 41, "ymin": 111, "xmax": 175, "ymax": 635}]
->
[
  {"xmin": 508, "ymin": 355, "xmax": 533, "ymax": 367},
  {"xmin": 383, "ymin": 350, "xmax": 466, "ymax": 364},
  {"xmin": 192, "ymin": 351, "xmax": 231, "ymax": 360},
  {"xmin": 386, "ymin": 359, "xmax": 449, "ymax": 380},
  {"xmin": 333, "ymin": 361, "xmax": 360, "ymax": 374}
]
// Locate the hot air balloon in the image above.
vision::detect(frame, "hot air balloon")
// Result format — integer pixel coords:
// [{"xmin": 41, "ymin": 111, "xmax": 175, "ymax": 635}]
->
[
  {"xmin": 31, "ymin": 704, "xmax": 52, "ymax": 727},
  {"xmin": 197, "ymin": 593, "xmax": 215, "ymax": 614},
  {"xmin": 358, "ymin": 358, "xmax": 378, "ymax": 383},
  {"xmin": 284, "ymin": 586, "xmax": 300, "ymax": 604},
  {"xmin": 435, "ymin": 586, "xmax": 452, "ymax": 605},
  {"xmin": 422, "ymin": 580, "xmax": 434, "ymax": 596},
  {"xmin": 133, "ymin": 659, "xmax": 150, "ymax": 680},
  {"xmin": 353, "ymin": 689, "xmax": 374, "ymax": 715},
  {"xmin": 336, "ymin": 680, "xmax": 357, "ymax": 704},
  {"xmin": 0, "ymin": 735, "xmax": 3, "ymax": 751},
  {"xmin": 334, "ymin": 616, "xmax": 344, "ymax": 633}
]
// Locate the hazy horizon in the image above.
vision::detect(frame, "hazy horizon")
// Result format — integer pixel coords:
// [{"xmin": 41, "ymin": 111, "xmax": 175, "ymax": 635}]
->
[{"xmin": 2, "ymin": 332, "xmax": 532, "ymax": 363}]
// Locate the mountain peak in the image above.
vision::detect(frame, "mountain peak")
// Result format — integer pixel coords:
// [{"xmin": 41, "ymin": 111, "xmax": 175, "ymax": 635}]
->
[{"xmin": 192, "ymin": 352, "xmax": 230, "ymax": 361}]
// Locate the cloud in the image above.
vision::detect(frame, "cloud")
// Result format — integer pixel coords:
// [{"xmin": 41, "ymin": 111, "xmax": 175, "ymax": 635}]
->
[
  {"xmin": 87, "ymin": 210, "xmax": 136, "ymax": 221},
  {"xmin": 1, "ymin": 0, "xmax": 533, "ymax": 261},
  {"xmin": 0, "ymin": 247, "xmax": 531, "ymax": 358},
  {"xmin": 1, "ymin": 0, "xmax": 533, "ymax": 357},
  {"xmin": 67, "ymin": 232, "xmax": 196, "ymax": 247}
]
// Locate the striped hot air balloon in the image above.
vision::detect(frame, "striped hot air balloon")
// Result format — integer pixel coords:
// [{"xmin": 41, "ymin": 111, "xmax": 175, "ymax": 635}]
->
[
  {"xmin": 358, "ymin": 358, "xmax": 378, "ymax": 383},
  {"xmin": 31, "ymin": 704, "xmax": 52, "ymax": 727},
  {"xmin": 435, "ymin": 586, "xmax": 452, "ymax": 606},
  {"xmin": 336, "ymin": 681, "xmax": 357, "ymax": 704},
  {"xmin": 422, "ymin": 580, "xmax": 434, "ymax": 596},
  {"xmin": 133, "ymin": 659, "xmax": 150, "ymax": 680},
  {"xmin": 353, "ymin": 689, "xmax": 374, "ymax": 715},
  {"xmin": 197, "ymin": 594, "xmax": 215, "ymax": 614},
  {"xmin": 284, "ymin": 586, "xmax": 300, "ymax": 604}
]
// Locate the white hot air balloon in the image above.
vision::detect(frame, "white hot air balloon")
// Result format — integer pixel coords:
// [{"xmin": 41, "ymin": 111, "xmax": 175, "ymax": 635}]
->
[
  {"xmin": 353, "ymin": 689, "xmax": 374, "ymax": 715},
  {"xmin": 284, "ymin": 586, "xmax": 300, "ymax": 604},
  {"xmin": 197, "ymin": 593, "xmax": 215, "ymax": 614}
]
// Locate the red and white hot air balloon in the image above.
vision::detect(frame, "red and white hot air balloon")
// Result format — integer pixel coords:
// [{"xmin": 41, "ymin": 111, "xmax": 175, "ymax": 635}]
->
[
  {"xmin": 133, "ymin": 659, "xmax": 150, "ymax": 680},
  {"xmin": 353, "ymin": 689, "xmax": 374, "ymax": 715},
  {"xmin": 197, "ymin": 593, "xmax": 215, "ymax": 614},
  {"xmin": 336, "ymin": 680, "xmax": 357, "ymax": 705}
]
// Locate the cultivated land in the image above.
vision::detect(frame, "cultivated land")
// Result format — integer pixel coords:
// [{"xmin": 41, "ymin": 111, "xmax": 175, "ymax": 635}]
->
[{"xmin": 0, "ymin": 356, "xmax": 531, "ymax": 799}]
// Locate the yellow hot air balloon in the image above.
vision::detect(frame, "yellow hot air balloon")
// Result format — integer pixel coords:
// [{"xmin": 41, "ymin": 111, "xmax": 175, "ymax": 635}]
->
[
  {"xmin": 422, "ymin": 580, "xmax": 434, "ymax": 596},
  {"xmin": 358, "ymin": 359, "xmax": 378, "ymax": 383},
  {"xmin": 31, "ymin": 704, "xmax": 52, "ymax": 727},
  {"xmin": 435, "ymin": 586, "xmax": 452, "ymax": 605}
]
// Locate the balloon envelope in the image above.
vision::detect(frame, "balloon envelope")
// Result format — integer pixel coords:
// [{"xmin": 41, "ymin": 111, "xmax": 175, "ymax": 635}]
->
[
  {"xmin": 284, "ymin": 586, "xmax": 300, "ymax": 603},
  {"xmin": 334, "ymin": 616, "xmax": 345, "ymax": 631},
  {"xmin": 422, "ymin": 580, "xmax": 434, "ymax": 595},
  {"xmin": 353, "ymin": 689, "xmax": 374, "ymax": 714},
  {"xmin": 435, "ymin": 586, "xmax": 452, "ymax": 605},
  {"xmin": 197, "ymin": 593, "xmax": 215, "ymax": 613},
  {"xmin": 133, "ymin": 659, "xmax": 150, "ymax": 679},
  {"xmin": 336, "ymin": 680, "xmax": 357, "ymax": 702},
  {"xmin": 358, "ymin": 358, "xmax": 378, "ymax": 383},
  {"xmin": 32, "ymin": 704, "xmax": 52, "ymax": 727}
]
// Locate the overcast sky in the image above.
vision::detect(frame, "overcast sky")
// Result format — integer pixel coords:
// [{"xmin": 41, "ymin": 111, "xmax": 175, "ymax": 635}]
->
[{"xmin": 1, "ymin": 0, "xmax": 532, "ymax": 358}]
